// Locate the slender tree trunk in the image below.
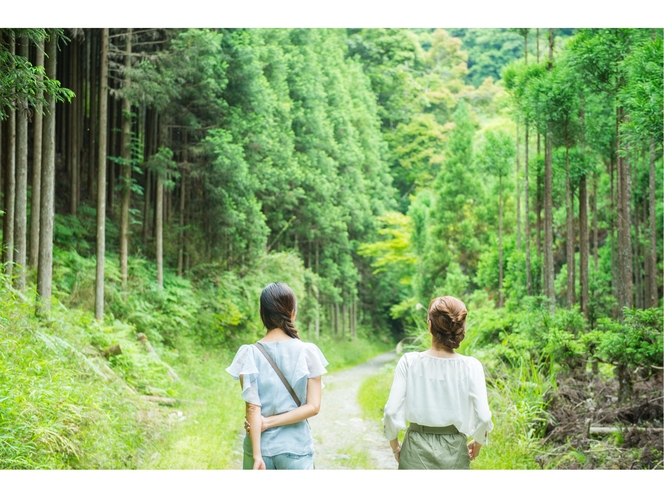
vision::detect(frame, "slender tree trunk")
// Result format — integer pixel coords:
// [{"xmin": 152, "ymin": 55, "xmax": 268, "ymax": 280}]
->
[
  {"xmin": 544, "ymin": 31, "xmax": 555, "ymax": 310},
  {"xmin": 314, "ymin": 285, "xmax": 320, "ymax": 340},
  {"xmin": 120, "ymin": 29, "xmax": 133, "ymax": 291},
  {"xmin": 580, "ymin": 174, "xmax": 589, "ymax": 319},
  {"xmin": 69, "ymin": 39, "xmax": 79, "ymax": 216},
  {"xmin": 516, "ymin": 123, "xmax": 521, "ymax": 252},
  {"xmin": 566, "ymin": 142, "xmax": 574, "ymax": 308},
  {"xmin": 14, "ymin": 36, "xmax": 29, "ymax": 291},
  {"xmin": 37, "ymin": 31, "xmax": 58, "ymax": 313},
  {"xmin": 335, "ymin": 301, "xmax": 340, "ymax": 337},
  {"xmin": 341, "ymin": 303, "xmax": 347, "ymax": 340},
  {"xmin": 525, "ymin": 123, "xmax": 532, "ymax": 295},
  {"xmin": 89, "ymin": 29, "xmax": 98, "ymax": 203},
  {"xmin": 29, "ymin": 40, "xmax": 45, "ymax": 269},
  {"xmin": 648, "ymin": 140, "xmax": 658, "ymax": 307},
  {"xmin": 593, "ymin": 171, "xmax": 599, "ymax": 273},
  {"xmin": 499, "ymin": 174, "xmax": 504, "ymax": 308},
  {"xmin": 3, "ymin": 38, "xmax": 16, "ymax": 276},
  {"xmin": 609, "ymin": 157, "xmax": 618, "ymax": 317},
  {"xmin": 95, "ymin": 29, "xmax": 109, "ymax": 321},
  {"xmin": 177, "ymin": 156, "xmax": 186, "ymax": 277},
  {"xmin": 616, "ymin": 107, "xmax": 633, "ymax": 313},
  {"xmin": 155, "ymin": 115, "xmax": 165, "ymax": 288}
]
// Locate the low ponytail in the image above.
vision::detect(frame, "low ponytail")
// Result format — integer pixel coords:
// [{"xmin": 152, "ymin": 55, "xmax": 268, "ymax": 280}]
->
[{"xmin": 259, "ymin": 283, "xmax": 300, "ymax": 339}]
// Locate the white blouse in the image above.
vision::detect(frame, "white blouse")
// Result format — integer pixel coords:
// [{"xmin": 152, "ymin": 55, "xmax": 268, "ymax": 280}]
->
[{"xmin": 383, "ymin": 352, "xmax": 493, "ymax": 445}]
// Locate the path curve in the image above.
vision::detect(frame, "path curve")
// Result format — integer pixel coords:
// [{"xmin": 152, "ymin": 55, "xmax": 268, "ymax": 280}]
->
[{"xmin": 230, "ymin": 350, "xmax": 399, "ymax": 470}]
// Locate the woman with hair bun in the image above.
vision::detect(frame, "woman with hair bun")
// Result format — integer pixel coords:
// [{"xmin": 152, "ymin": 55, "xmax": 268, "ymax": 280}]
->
[
  {"xmin": 383, "ymin": 296, "xmax": 493, "ymax": 469},
  {"xmin": 227, "ymin": 282, "xmax": 328, "ymax": 470}
]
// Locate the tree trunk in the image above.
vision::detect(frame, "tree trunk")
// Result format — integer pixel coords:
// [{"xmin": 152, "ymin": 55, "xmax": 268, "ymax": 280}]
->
[
  {"xmin": 37, "ymin": 31, "xmax": 58, "ymax": 313},
  {"xmin": 120, "ymin": 29, "xmax": 133, "ymax": 291},
  {"xmin": 516, "ymin": 122, "xmax": 521, "ymax": 252},
  {"xmin": 3, "ymin": 38, "xmax": 16, "ymax": 276},
  {"xmin": 69, "ymin": 39, "xmax": 79, "ymax": 216},
  {"xmin": 543, "ymin": 31, "xmax": 555, "ymax": 310},
  {"xmin": 579, "ymin": 174, "xmax": 589, "ymax": 319},
  {"xmin": 499, "ymin": 174, "xmax": 504, "ymax": 308},
  {"xmin": 608, "ymin": 157, "xmax": 617, "ymax": 317},
  {"xmin": 565, "ymin": 142, "xmax": 574, "ymax": 308},
  {"xmin": 648, "ymin": 139, "xmax": 658, "ymax": 308},
  {"xmin": 593, "ymin": 171, "xmax": 599, "ymax": 273},
  {"xmin": 95, "ymin": 29, "xmax": 109, "ymax": 321},
  {"xmin": 314, "ymin": 286, "xmax": 320, "ymax": 340},
  {"xmin": 177, "ymin": 165, "xmax": 186, "ymax": 277},
  {"xmin": 335, "ymin": 301, "xmax": 340, "ymax": 337},
  {"xmin": 155, "ymin": 116, "xmax": 165, "ymax": 288},
  {"xmin": 525, "ymin": 123, "xmax": 532, "ymax": 295},
  {"xmin": 616, "ymin": 107, "xmax": 633, "ymax": 313},
  {"xmin": 13, "ymin": 36, "xmax": 29, "ymax": 291},
  {"xmin": 29, "ymin": 40, "xmax": 45, "ymax": 269},
  {"xmin": 89, "ymin": 29, "xmax": 98, "ymax": 203}
]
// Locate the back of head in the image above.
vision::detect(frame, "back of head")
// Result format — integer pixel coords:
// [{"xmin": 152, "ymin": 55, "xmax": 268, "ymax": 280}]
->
[
  {"xmin": 259, "ymin": 282, "xmax": 299, "ymax": 339},
  {"xmin": 428, "ymin": 296, "xmax": 468, "ymax": 349}
]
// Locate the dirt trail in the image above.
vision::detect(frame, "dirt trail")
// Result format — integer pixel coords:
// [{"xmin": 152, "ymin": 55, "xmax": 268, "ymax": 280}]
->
[{"xmin": 231, "ymin": 350, "xmax": 399, "ymax": 470}]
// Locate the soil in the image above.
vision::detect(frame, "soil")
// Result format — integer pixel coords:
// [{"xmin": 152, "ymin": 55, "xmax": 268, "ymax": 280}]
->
[
  {"xmin": 230, "ymin": 351, "xmax": 399, "ymax": 470},
  {"xmin": 538, "ymin": 370, "xmax": 663, "ymax": 469}
]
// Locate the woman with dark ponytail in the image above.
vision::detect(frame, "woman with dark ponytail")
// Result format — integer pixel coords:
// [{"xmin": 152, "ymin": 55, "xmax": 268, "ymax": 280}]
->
[
  {"xmin": 227, "ymin": 282, "xmax": 328, "ymax": 470},
  {"xmin": 383, "ymin": 296, "xmax": 493, "ymax": 469}
]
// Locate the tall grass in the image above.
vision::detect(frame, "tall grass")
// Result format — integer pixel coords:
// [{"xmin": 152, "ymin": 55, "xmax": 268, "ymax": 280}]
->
[{"xmin": 0, "ymin": 281, "xmax": 154, "ymax": 469}]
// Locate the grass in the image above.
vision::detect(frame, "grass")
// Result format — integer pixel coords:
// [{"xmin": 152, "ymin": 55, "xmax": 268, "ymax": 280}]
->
[
  {"xmin": 358, "ymin": 367, "xmax": 395, "ymax": 423},
  {"xmin": 137, "ymin": 336, "xmax": 245, "ymax": 469},
  {"xmin": 0, "ymin": 282, "xmax": 155, "ymax": 469},
  {"xmin": 336, "ymin": 445, "xmax": 373, "ymax": 469}
]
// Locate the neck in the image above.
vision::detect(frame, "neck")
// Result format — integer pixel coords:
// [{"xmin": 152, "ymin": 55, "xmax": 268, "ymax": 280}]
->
[
  {"xmin": 429, "ymin": 339, "xmax": 457, "ymax": 356},
  {"xmin": 262, "ymin": 328, "xmax": 292, "ymax": 341}
]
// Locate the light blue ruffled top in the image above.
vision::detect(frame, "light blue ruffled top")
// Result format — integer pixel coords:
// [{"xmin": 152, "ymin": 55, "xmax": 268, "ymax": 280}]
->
[{"xmin": 226, "ymin": 339, "xmax": 328, "ymax": 457}]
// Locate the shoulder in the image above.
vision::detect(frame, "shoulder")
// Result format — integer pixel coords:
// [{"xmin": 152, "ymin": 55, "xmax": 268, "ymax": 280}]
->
[
  {"xmin": 459, "ymin": 355, "xmax": 486, "ymax": 374},
  {"xmin": 233, "ymin": 343, "xmax": 255, "ymax": 358},
  {"xmin": 301, "ymin": 342, "xmax": 329, "ymax": 364}
]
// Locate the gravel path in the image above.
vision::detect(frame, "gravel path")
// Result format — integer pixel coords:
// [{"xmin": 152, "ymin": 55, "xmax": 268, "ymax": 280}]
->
[{"xmin": 230, "ymin": 350, "xmax": 399, "ymax": 470}]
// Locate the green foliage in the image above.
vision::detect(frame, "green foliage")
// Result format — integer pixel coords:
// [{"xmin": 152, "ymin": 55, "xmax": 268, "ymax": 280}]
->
[
  {"xmin": 0, "ymin": 29, "xmax": 74, "ymax": 119},
  {"xmin": 586, "ymin": 307, "xmax": 663, "ymax": 374}
]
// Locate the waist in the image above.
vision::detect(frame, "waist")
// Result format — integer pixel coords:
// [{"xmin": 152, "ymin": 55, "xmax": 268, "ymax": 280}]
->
[{"xmin": 408, "ymin": 422, "xmax": 459, "ymax": 435}]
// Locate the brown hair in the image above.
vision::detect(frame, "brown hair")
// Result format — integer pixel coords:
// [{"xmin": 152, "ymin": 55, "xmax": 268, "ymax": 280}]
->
[
  {"xmin": 259, "ymin": 282, "xmax": 300, "ymax": 339},
  {"xmin": 428, "ymin": 296, "xmax": 467, "ymax": 349}
]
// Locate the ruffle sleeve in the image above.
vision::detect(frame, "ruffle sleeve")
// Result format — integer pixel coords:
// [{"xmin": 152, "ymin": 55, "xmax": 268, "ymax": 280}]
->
[
  {"xmin": 225, "ymin": 344, "xmax": 261, "ymax": 406},
  {"xmin": 293, "ymin": 343, "xmax": 329, "ymax": 386}
]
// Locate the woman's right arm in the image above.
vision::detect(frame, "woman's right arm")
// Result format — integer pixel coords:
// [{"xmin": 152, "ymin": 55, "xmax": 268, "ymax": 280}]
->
[
  {"xmin": 260, "ymin": 376, "xmax": 322, "ymax": 431},
  {"xmin": 383, "ymin": 355, "xmax": 408, "ymax": 461}
]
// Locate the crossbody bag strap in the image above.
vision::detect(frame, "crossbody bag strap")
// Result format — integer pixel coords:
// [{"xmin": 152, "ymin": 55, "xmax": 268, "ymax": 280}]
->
[{"xmin": 254, "ymin": 342, "xmax": 302, "ymax": 407}]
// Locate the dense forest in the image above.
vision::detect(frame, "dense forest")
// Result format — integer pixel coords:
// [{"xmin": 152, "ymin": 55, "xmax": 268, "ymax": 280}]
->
[{"xmin": 0, "ymin": 28, "xmax": 662, "ymax": 470}]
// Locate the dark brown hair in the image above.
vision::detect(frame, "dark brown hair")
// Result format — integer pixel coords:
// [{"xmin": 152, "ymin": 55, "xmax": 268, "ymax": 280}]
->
[
  {"xmin": 259, "ymin": 282, "xmax": 299, "ymax": 339},
  {"xmin": 428, "ymin": 296, "xmax": 467, "ymax": 349}
]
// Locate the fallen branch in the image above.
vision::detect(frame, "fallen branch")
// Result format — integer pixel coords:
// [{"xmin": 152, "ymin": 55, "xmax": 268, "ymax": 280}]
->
[
  {"xmin": 141, "ymin": 395, "xmax": 178, "ymax": 406},
  {"xmin": 589, "ymin": 426, "xmax": 664, "ymax": 435}
]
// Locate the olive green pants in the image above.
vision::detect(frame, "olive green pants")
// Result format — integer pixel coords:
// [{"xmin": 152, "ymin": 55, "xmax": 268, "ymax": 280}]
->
[{"xmin": 398, "ymin": 424, "xmax": 470, "ymax": 470}]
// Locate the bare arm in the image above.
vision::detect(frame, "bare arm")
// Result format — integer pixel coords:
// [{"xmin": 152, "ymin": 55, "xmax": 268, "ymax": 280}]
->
[
  {"xmin": 261, "ymin": 376, "xmax": 322, "ymax": 431},
  {"xmin": 389, "ymin": 437, "xmax": 401, "ymax": 463},
  {"xmin": 240, "ymin": 375, "xmax": 265, "ymax": 470}
]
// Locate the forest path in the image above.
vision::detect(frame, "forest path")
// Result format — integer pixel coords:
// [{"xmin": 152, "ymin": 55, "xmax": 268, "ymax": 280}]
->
[{"xmin": 230, "ymin": 350, "xmax": 398, "ymax": 470}]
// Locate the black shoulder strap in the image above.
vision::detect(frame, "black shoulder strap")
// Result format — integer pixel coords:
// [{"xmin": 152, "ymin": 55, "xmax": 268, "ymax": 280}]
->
[{"xmin": 254, "ymin": 342, "xmax": 302, "ymax": 407}]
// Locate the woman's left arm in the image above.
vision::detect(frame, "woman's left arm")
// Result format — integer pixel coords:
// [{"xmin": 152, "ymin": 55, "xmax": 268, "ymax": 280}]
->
[{"xmin": 260, "ymin": 376, "xmax": 322, "ymax": 431}]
